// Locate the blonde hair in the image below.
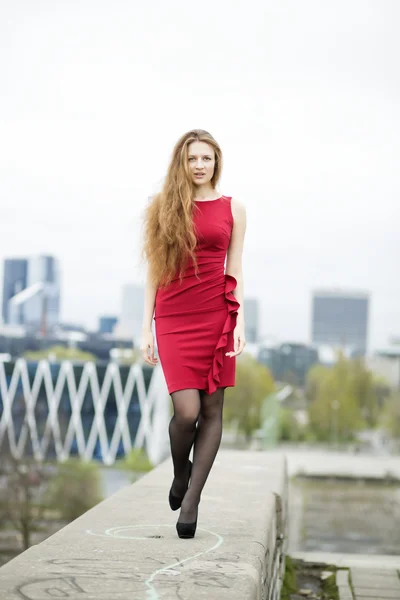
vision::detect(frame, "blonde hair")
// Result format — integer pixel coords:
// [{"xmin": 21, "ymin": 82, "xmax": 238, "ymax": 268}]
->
[{"xmin": 142, "ymin": 129, "xmax": 223, "ymax": 287}]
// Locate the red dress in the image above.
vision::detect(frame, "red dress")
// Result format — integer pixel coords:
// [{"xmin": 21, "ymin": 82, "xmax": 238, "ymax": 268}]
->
[{"xmin": 154, "ymin": 195, "xmax": 240, "ymax": 395}]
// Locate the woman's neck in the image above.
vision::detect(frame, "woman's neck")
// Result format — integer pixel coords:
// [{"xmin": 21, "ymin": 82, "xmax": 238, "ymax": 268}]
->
[{"xmin": 193, "ymin": 185, "xmax": 219, "ymax": 201}]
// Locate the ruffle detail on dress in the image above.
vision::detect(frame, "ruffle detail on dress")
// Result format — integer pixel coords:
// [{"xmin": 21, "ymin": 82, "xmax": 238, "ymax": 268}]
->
[{"xmin": 206, "ymin": 274, "xmax": 240, "ymax": 395}]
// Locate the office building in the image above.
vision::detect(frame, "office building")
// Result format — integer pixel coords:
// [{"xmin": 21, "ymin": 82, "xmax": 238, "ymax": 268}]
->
[
  {"xmin": 2, "ymin": 259, "xmax": 28, "ymax": 325},
  {"xmin": 258, "ymin": 342, "xmax": 319, "ymax": 385},
  {"xmin": 311, "ymin": 289, "xmax": 369, "ymax": 356},
  {"xmin": 244, "ymin": 297, "xmax": 260, "ymax": 343},
  {"xmin": 114, "ymin": 284, "xmax": 145, "ymax": 343},
  {"xmin": 2, "ymin": 255, "xmax": 61, "ymax": 333},
  {"xmin": 99, "ymin": 316, "xmax": 118, "ymax": 334}
]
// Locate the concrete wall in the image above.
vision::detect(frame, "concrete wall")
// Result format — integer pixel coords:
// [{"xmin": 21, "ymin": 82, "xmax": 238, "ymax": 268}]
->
[{"xmin": 0, "ymin": 450, "xmax": 288, "ymax": 600}]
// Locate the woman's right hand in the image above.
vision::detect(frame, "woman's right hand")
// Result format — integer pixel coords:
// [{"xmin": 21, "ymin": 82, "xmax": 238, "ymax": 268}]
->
[{"xmin": 140, "ymin": 330, "xmax": 158, "ymax": 366}]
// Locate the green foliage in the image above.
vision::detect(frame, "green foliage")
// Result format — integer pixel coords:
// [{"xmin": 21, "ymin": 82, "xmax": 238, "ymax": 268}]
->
[
  {"xmin": 46, "ymin": 459, "xmax": 103, "ymax": 522},
  {"xmin": 0, "ymin": 458, "xmax": 49, "ymax": 550},
  {"xmin": 122, "ymin": 448, "xmax": 154, "ymax": 473},
  {"xmin": 306, "ymin": 353, "xmax": 383, "ymax": 442},
  {"xmin": 322, "ymin": 571, "xmax": 340, "ymax": 600},
  {"xmin": 349, "ymin": 358, "xmax": 381, "ymax": 427},
  {"xmin": 281, "ymin": 555, "xmax": 298, "ymax": 599},
  {"xmin": 306, "ymin": 363, "xmax": 332, "ymax": 404},
  {"xmin": 224, "ymin": 354, "xmax": 275, "ymax": 440},
  {"xmin": 380, "ymin": 391, "xmax": 400, "ymax": 438},
  {"xmin": 278, "ymin": 408, "xmax": 305, "ymax": 442},
  {"xmin": 24, "ymin": 345, "xmax": 96, "ymax": 362},
  {"xmin": 280, "ymin": 557, "xmax": 340, "ymax": 600}
]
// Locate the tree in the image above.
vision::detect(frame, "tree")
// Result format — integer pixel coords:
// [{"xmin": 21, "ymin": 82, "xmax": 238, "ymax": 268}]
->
[
  {"xmin": 380, "ymin": 391, "xmax": 400, "ymax": 439},
  {"xmin": 46, "ymin": 459, "xmax": 103, "ymax": 522},
  {"xmin": 0, "ymin": 457, "xmax": 49, "ymax": 550},
  {"xmin": 348, "ymin": 357, "xmax": 380, "ymax": 427},
  {"xmin": 305, "ymin": 363, "xmax": 330, "ymax": 405},
  {"xmin": 0, "ymin": 457, "xmax": 103, "ymax": 556},
  {"xmin": 278, "ymin": 408, "xmax": 304, "ymax": 442},
  {"xmin": 122, "ymin": 448, "xmax": 153, "ymax": 473},
  {"xmin": 224, "ymin": 354, "xmax": 275, "ymax": 441},
  {"xmin": 306, "ymin": 353, "xmax": 383, "ymax": 441}
]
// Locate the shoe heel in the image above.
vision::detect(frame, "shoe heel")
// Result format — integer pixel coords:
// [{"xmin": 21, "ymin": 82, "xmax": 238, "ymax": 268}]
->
[{"xmin": 176, "ymin": 518, "xmax": 197, "ymax": 539}]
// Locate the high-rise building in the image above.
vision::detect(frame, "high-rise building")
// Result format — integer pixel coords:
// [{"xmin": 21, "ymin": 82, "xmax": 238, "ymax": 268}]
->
[
  {"xmin": 2, "ymin": 255, "xmax": 61, "ymax": 333},
  {"xmin": 311, "ymin": 289, "xmax": 370, "ymax": 356},
  {"xmin": 2, "ymin": 259, "xmax": 28, "ymax": 324},
  {"xmin": 99, "ymin": 316, "xmax": 118, "ymax": 334},
  {"xmin": 114, "ymin": 284, "xmax": 145, "ymax": 343},
  {"xmin": 244, "ymin": 297, "xmax": 260, "ymax": 343}
]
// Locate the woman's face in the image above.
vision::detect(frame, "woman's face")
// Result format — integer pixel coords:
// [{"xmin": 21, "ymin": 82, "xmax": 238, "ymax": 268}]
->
[{"xmin": 187, "ymin": 141, "xmax": 216, "ymax": 187}]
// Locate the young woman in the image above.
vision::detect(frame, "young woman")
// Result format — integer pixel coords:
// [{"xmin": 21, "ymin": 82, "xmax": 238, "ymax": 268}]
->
[{"xmin": 141, "ymin": 129, "xmax": 246, "ymax": 538}]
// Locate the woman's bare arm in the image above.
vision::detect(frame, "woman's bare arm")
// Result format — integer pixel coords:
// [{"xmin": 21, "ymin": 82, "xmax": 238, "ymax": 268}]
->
[
  {"xmin": 140, "ymin": 267, "xmax": 158, "ymax": 365},
  {"xmin": 142, "ymin": 268, "xmax": 157, "ymax": 332},
  {"xmin": 225, "ymin": 198, "xmax": 247, "ymax": 356}
]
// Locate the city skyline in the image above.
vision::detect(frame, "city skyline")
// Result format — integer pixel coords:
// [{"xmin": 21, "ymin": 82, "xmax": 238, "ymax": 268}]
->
[
  {"xmin": 1, "ymin": 1, "xmax": 399, "ymax": 350},
  {"xmin": 1, "ymin": 257, "xmax": 383, "ymax": 357},
  {"xmin": 2, "ymin": 255, "xmax": 60, "ymax": 333}
]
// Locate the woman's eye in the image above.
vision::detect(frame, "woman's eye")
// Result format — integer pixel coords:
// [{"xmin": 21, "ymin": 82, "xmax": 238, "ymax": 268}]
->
[{"xmin": 188, "ymin": 156, "xmax": 212, "ymax": 162}]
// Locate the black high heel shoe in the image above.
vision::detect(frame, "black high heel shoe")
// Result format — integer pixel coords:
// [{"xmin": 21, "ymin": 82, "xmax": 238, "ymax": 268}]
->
[
  {"xmin": 176, "ymin": 509, "xmax": 198, "ymax": 539},
  {"xmin": 169, "ymin": 460, "xmax": 192, "ymax": 511}
]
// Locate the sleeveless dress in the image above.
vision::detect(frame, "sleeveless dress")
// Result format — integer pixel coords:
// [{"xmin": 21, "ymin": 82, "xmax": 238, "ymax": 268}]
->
[{"xmin": 154, "ymin": 195, "xmax": 240, "ymax": 395}]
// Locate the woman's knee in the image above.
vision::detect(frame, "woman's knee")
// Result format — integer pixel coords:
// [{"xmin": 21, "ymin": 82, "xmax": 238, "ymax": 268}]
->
[
  {"xmin": 171, "ymin": 389, "xmax": 201, "ymax": 428},
  {"xmin": 174, "ymin": 408, "xmax": 199, "ymax": 429}
]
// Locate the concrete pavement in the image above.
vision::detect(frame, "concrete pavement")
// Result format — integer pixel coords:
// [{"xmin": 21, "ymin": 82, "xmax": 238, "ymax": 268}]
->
[{"xmin": 0, "ymin": 450, "xmax": 288, "ymax": 600}]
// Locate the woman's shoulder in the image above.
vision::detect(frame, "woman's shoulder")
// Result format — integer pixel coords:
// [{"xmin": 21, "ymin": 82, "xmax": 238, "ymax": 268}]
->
[{"xmin": 229, "ymin": 197, "xmax": 246, "ymax": 221}]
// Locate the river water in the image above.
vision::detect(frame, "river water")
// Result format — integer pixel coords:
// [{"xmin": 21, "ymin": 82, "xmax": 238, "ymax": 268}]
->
[{"xmin": 288, "ymin": 476, "xmax": 400, "ymax": 555}]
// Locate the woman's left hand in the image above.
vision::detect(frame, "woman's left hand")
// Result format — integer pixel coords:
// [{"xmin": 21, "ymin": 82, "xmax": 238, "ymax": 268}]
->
[{"xmin": 226, "ymin": 325, "xmax": 246, "ymax": 358}]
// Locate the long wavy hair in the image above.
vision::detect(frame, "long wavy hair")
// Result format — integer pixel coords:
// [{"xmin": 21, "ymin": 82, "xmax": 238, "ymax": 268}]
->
[{"xmin": 142, "ymin": 129, "xmax": 223, "ymax": 288}]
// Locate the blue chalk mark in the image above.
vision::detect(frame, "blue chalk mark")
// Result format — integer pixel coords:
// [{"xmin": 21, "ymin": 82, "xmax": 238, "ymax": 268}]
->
[
  {"xmin": 144, "ymin": 527, "xmax": 223, "ymax": 600},
  {"xmin": 86, "ymin": 524, "xmax": 224, "ymax": 600}
]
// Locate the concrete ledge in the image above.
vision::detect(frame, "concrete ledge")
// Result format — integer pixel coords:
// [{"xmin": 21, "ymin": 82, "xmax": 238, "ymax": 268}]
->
[
  {"xmin": 291, "ymin": 551, "xmax": 400, "ymax": 570},
  {"xmin": 0, "ymin": 450, "xmax": 287, "ymax": 600}
]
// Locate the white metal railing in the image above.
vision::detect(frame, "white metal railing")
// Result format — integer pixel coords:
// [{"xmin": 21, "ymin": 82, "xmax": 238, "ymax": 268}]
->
[{"xmin": 0, "ymin": 359, "xmax": 170, "ymax": 465}]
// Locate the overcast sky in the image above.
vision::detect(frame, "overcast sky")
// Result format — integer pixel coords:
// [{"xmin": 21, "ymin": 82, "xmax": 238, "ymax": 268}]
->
[{"xmin": 1, "ymin": 0, "xmax": 399, "ymax": 351}]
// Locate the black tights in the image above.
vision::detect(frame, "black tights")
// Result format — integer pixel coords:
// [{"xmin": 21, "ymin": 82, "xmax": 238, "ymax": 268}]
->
[{"xmin": 169, "ymin": 387, "xmax": 225, "ymax": 523}]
